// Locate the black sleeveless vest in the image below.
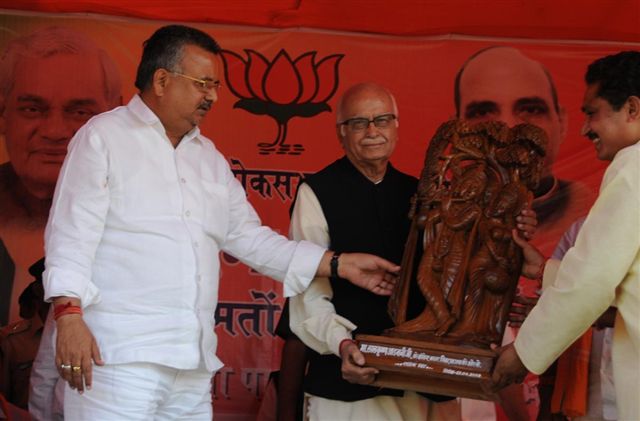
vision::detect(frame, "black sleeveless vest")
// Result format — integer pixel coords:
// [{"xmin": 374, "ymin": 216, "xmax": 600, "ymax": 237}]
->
[{"xmin": 302, "ymin": 157, "xmax": 418, "ymax": 401}]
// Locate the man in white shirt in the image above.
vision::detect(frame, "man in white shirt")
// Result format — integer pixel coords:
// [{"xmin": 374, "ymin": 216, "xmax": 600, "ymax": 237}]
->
[
  {"xmin": 493, "ymin": 50, "xmax": 640, "ymax": 421},
  {"xmin": 43, "ymin": 25, "xmax": 399, "ymax": 420}
]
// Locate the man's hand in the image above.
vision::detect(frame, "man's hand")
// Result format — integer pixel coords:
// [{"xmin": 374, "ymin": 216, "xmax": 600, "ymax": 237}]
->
[
  {"xmin": 54, "ymin": 299, "xmax": 103, "ymax": 393},
  {"xmin": 512, "ymin": 229, "xmax": 546, "ymax": 279},
  {"xmin": 338, "ymin": 253, "xmax": 399, "ymax": 295},
  {"xmin": 516, "ymin": 208, "xmax": 537, "ymax": 240},
  {"xmin": 340, "ymin": 340, "xmax": 378, "ymax": 385},
  {"xmin": 491, "ymin": 343, "xmax": 528, "ymax": 392},
  {"xmin": 318, "ymin": 252, "xmax": 399, "ymax": 295}
]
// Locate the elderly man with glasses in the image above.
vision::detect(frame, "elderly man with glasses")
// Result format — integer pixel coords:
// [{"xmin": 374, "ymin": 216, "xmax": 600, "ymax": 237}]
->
[
  {"xmin": 287, "ymin": 82, "xmax": 461, "ymax": 420},
  {"xmin": 42, "ymin": 25, "xmax": 401, "ymax": 420}
]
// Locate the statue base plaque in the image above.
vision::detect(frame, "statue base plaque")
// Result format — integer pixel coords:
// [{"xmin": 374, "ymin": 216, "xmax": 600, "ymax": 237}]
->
[{"xmin": 356, "ymin": 334, "xmax": 499, "ymax": 401}]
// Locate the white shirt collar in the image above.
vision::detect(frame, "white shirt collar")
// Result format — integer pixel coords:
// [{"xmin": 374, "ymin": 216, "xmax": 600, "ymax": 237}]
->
[{"xmin": 127, "ymin": 94, "xmax": 202, "ymax": 145}]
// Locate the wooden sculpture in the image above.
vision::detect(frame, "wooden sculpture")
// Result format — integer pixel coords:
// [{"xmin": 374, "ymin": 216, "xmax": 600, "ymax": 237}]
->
[
  {"xmin": 355, "ymin": 120, "xmax": 547, "ymax": 400},
  {"xmin": 388, "ymin": 120, "xmax": 546, "ymax": 346}
]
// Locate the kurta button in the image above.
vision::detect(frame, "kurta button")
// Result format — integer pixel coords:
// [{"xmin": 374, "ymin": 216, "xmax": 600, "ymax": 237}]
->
[
  {"xmin": 180, "ymin": 178, "xmax": 186, "ymax": 183},
  {"xmin": 185, "ymin": 210, "xmax": 191, "ymax": 217}
]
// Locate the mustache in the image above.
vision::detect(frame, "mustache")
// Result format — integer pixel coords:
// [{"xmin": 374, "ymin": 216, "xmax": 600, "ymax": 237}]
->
[{"xmin": 198, "ymin": 100, "xmax": 212, "ymax": 111}]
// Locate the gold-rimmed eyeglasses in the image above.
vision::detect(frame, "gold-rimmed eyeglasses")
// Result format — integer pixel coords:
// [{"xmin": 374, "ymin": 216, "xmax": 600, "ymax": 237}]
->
[
  {"xmin": 172, "ymin": 71, "xmax": 222, "ymax": 92},
  {"xmin": 338, "ymin": 113, "xmax": 397, "ymax": 132}
]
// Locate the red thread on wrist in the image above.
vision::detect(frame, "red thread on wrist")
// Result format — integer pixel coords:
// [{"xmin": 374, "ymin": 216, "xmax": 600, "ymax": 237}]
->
[
  {"xmin": 339, "ymin": 338, "xmax": 356, "ymax": 355},
  {"xmin": 54, "ymin": 302, "xmax": 83, "ymax": 321}
]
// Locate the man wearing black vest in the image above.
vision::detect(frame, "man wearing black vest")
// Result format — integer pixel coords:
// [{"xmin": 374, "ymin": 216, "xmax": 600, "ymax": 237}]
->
[{"xmin": 289, "ymin": 83, "xmax": 460, "ymax": 419}]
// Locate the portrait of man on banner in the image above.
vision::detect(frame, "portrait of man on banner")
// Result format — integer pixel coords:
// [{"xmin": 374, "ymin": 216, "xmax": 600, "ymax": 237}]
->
[{"xmin": 0, "ymin": 26, "xmax": 122, "ymax": 326}]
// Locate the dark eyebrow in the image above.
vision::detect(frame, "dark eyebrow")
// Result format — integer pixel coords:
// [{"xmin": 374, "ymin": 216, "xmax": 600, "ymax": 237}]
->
[
  {"xmin": 16, "ymin": 95, "xmax": 47, "ymax": 105},
  {"xmin": 64, "ymin": 99, "xmax": 100, "ymax": 108},
  {"xmin": 513, "ymin": 97, "xmax": 550, "ymax": 112},
  {"xmin": 464, "ymin": 101, "xmax": 499, "ymax": 119}
]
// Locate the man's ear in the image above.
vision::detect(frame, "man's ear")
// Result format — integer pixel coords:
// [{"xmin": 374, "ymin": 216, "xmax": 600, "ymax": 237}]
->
[
  {"xmin": 626, "ymin": 95, "xmax": 640, "ymax": 122},
  {"xmin": 152, "ymin": 69, "xmax": 170, "ymax": 96},
  {"xmin": 336, "ymin": 124, "xmax": 346, "ymax": 144}
]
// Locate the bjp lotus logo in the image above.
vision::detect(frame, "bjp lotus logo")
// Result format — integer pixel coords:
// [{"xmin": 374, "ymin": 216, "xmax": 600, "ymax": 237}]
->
[{"xmin": 221, "ymin": 49, "xmax": 344, "ymax": 155}]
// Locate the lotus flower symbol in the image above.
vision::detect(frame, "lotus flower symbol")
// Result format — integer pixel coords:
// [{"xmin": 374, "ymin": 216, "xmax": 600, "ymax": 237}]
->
[{"xmin": 221, "ymin": 49, "xmax": 344, "ymax": 155}]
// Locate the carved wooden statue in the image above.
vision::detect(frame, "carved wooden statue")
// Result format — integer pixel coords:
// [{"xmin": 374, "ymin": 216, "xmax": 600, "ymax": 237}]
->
[{"xmin": 388, "ymin": 120, "xmax": 547, "ymax": 347}]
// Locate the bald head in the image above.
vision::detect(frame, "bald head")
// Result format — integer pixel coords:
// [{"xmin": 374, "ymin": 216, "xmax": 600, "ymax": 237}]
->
[
  {"xmin": 454, "ymin": 47, "xmax": 559, "ymax": 117},
  {"xmin": 336, "ymin": 82, "xmax": 398, "ymax": 123},
  {"xmin": 454, "ymin": 46, "xmax": 567, "ymax": 177}
]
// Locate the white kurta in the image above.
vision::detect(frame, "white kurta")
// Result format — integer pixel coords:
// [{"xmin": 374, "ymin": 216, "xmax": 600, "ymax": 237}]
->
[
  {"xmin": 515, "ymin": 140, "xmax": 640, "ymax": 420},
  {"xmin": 43, "ymin": 95, "xmax": 325, "ymax": 372}
]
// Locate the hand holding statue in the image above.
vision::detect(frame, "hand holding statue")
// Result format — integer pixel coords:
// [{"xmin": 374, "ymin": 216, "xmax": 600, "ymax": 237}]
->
[
  {"xmin": 339, "ymin": 339, "xmax": 378, "ymax": 385},
  {"xmin": 512, "ymin": 229, "xmax": 546, "ymax": 280},
  {"xmin": 490, "ymin": 343, "xmax": 528, "ymax": 391}
]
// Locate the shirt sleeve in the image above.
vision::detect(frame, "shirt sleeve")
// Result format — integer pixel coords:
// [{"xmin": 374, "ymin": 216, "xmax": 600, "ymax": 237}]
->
[
  {"xmin": 43, "ymin": 123, "xmax": 109, "ymax": 306},
  {"xmin": 219, "ymin": 162, "xmax": 326, "ymax": 297},
  {"xmin": 515, "ymin": 146, "xmax": 640, "ymax": 374},
  {"xmin": 288, "ymin": 183, "xmax": 357, "ymax": 356}
]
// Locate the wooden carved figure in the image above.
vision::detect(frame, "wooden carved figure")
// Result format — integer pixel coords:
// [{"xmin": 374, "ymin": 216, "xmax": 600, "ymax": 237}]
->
[{"xmin": 388, "ymin": 120, "xmax": 547, "ymax": 349}]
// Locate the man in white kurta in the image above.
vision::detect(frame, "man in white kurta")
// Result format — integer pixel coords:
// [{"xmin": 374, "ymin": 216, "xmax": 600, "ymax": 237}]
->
[
  {"xmin": 492, "ymin": 51, "xmax": 640, "ymax": 421},
  {"xmin": 43, "ymin": 25, "xmax": 398, "ymax": 420}
]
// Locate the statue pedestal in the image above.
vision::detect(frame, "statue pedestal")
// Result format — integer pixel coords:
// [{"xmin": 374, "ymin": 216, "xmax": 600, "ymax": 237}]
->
[{"xmin": 356, "ymin": 334, "xmax": 499, "ymax": 400}]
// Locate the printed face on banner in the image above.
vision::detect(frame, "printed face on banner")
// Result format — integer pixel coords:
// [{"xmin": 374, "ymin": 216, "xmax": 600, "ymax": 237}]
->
[
  {"xmin": 160, "ymin": 44, "xmax": 221, "ymax": 137},
  {"xmin": 581, "ymin": 83, "xmax": 632, "ymax": 162},
  {"xmin": 458, "ymin": 47, "xmax": 567, "ymax": 178},
  {"xmin": 337, "ymin": 87, "xmax": 398, "ymax": 170},
  {"xmin": 1, "ymin": 52, "xmax": 110, "ymax": 199},
  {"xmin": 220, "ymin": 49, "xmax": 343, "ymax": 155}
]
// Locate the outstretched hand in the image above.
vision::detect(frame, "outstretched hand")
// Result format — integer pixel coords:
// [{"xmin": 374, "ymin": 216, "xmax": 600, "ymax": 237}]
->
[{"xmin": 337, "ymin": 253, "xmax": 399, "ymax": 295}]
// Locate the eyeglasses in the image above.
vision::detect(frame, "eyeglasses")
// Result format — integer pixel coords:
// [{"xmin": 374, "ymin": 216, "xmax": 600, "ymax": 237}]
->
[
  {"xmin": 338, "ymin": 113, "xmax": 397, "ymax": 131},
  {"xmin": 172, "ymin": 72, "xmax": 222, "ymax": 92}
]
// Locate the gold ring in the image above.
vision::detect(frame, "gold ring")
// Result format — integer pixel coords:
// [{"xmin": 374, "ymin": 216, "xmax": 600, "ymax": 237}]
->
[{"xmin": 71, "ymin": 366, "xmax": 82, "ymax": 372}]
